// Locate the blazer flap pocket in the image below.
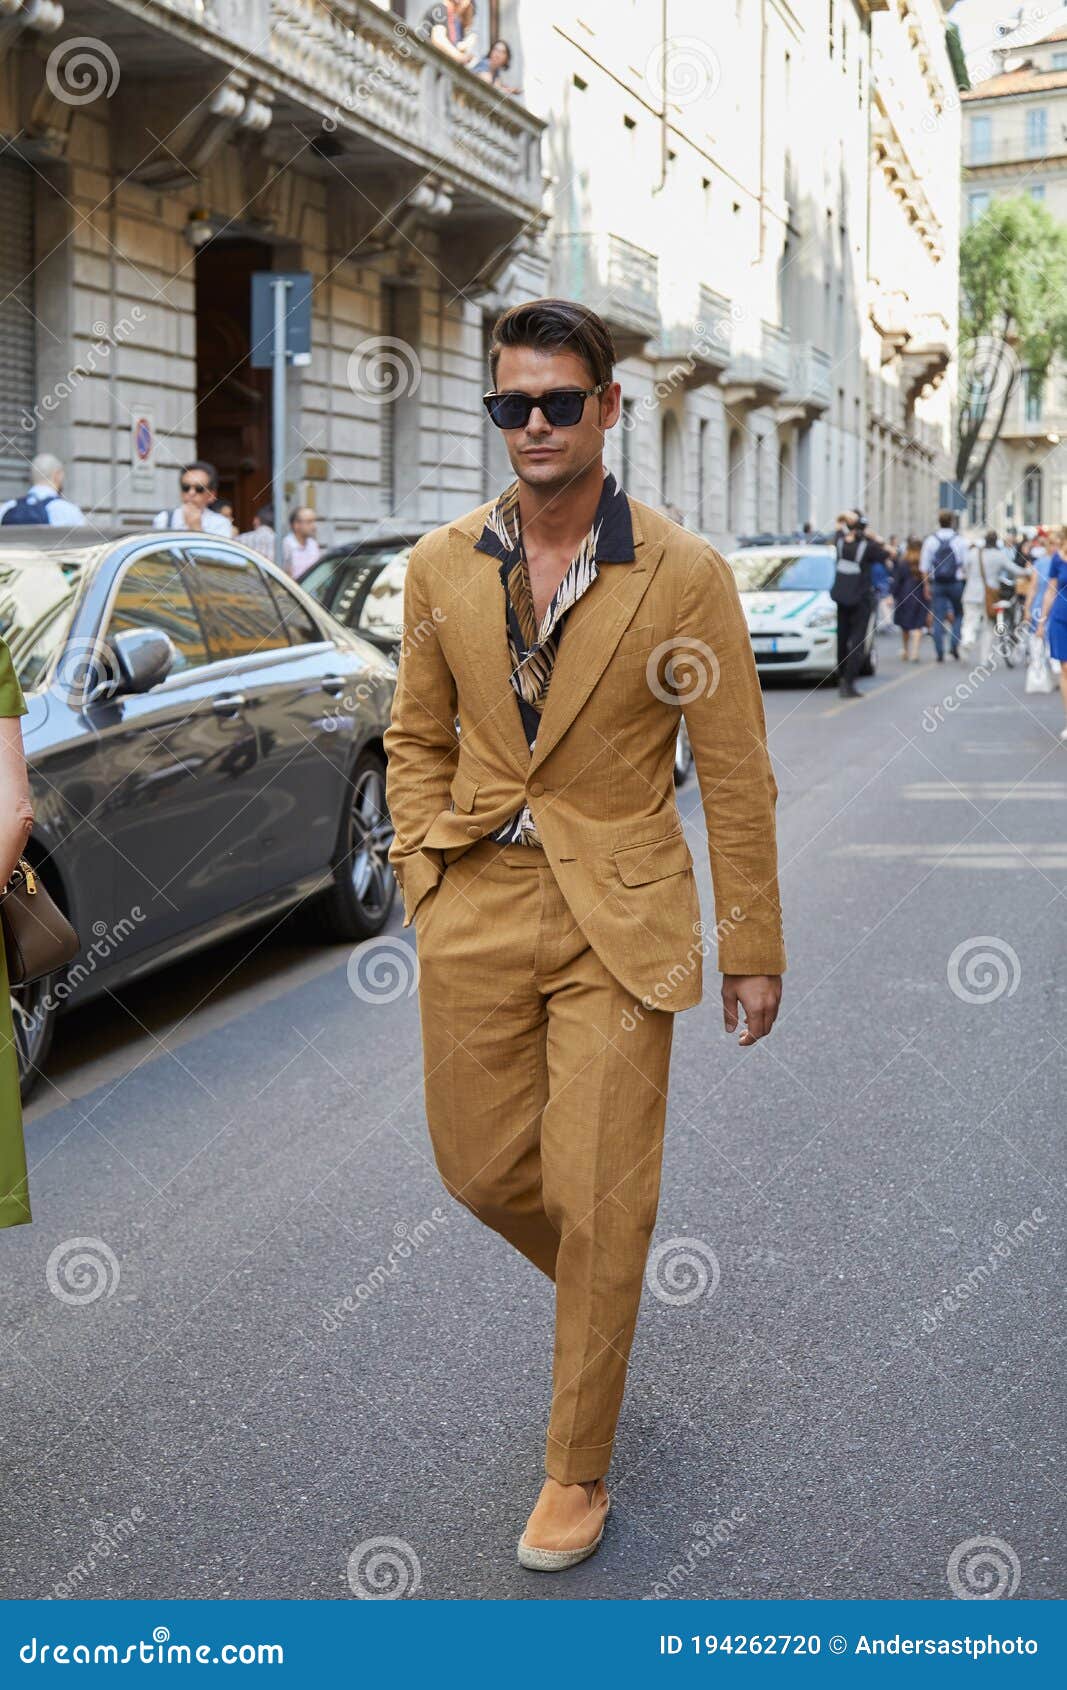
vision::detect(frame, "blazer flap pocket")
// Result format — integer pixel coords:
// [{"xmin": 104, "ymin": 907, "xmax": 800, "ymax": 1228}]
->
[
  {"xmin": 614, "ymin": 622, "xmax": 655, "ymax": 664},
  {"xmin": 450, "ymin": 768, "xmax": 479, "ymax": 813},
  {"xmin": 614, "ymin": 830, "xmax": 693, "ymax": 886}
]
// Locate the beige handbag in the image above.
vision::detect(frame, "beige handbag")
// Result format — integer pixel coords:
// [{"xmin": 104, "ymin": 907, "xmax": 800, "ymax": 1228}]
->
[{"xmin": 1, "ymin": 858, "xmax": 80, "ymax": 986}]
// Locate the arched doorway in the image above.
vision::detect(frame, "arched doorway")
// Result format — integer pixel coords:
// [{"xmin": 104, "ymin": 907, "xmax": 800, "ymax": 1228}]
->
[
  {"xmin": 777, "ymin": 439, "xmax": 792, "ymax": 534},
  {"xmin": 1023, "ymin": 463, "xmax": 1043, "ymax": 527},
  {"xmin": 727, "ymin": 426, "xmax": 745, "ymax": 533},
  {"xmin": 195, "ymin": 238, "xmax": 274, "ymax": 532}
]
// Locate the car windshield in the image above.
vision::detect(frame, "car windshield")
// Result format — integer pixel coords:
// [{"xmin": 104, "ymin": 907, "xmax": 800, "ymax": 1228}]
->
[
  {"xmin": 0, "ymin": 543, "xmax": 107, "ymax": 691},
  {"xmin": 729, "ymin": 551, "xmax": 836, "ymax": 593}
]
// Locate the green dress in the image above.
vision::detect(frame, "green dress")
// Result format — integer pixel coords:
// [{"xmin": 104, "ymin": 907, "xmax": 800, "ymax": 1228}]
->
[{"xmin": 0, "ymin": 634, "xmax": 31, "ymax": 1229}]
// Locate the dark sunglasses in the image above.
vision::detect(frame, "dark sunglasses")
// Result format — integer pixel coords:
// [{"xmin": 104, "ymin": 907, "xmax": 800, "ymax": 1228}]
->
[
  {"xmin": 482, "ymin": 384, "xmax": 607, "ymax": 430},
  {"xmin": 181, "ymin": 480, "xmax": 211, "ymax": 495}
]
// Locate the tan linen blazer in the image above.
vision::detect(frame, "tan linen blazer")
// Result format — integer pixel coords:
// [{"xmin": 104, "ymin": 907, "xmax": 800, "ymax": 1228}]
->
[{"xmin": 383, "ymin": 495, "xmax": 785, "ymax": 1012}]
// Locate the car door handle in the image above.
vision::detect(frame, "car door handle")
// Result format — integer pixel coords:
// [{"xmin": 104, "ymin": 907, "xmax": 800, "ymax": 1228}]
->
[
  {"xmin": 211, "ymin": 693, "xmax": 247, "ymax": 715},
  {"xmin": 321, "ymin": 674, "xmax": 346, "ymax": 695}
]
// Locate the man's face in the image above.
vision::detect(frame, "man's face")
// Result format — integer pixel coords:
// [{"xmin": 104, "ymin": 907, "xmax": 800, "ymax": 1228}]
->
[
  {"xmin": 491, "ymin": 346, "xmax": 620, "ymax": 494},
  {"xmin": 181, "ymin": 469, "xmax": 215, "ymax": 509},
  {"xmin": 293, "ymin": 508, "xmax": 316, "ymax": 541}
]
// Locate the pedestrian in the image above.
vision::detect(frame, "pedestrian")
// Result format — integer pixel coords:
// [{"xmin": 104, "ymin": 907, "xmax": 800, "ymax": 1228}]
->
[
  {"xmin": 1024, "ymin": 528, "xmax": 1052, "ymax": 633},
  {"xmin": 831, "ymin": 512, "xmax": 887, "ymax": 697},
  {"xmin": 0, "ymin": 631, "xmax": 33, "ymax": 1230},
  {"xmin": 238, "ymin": 504, "xmax": 276, "ymax": 560},
  {"xmin": 282, "ymin": 506, "xmax": 320, "ymax": 579},
  {"xmin": 474, "ymin": 38, "xmax": 520, "ymax": 92},
  {"xmin": 217, "ymin": 500, "xmax": 237, "ymax": 537},
  {"xmin": 1036, "ymin": 528, "xmax": 1067, "ymax": 738},
  {"xmin": 153, "ymin": 461, "xmax": 231, "ymax": 535},
  {"xmin": 919, "ymin": 509, "xmax": 969, "ymax": 662},
  {"xmin": 870, "ymin": 549, "xmax": 893, "ymax": 633},
  {"xmin": 384, "ymin": 296, "xmax": 785, "ymax": 1571},
  {"xmin": 0, "ymin": 453, "xmax": 85, "ymax": 526},
  {"xmin": 961, "ymin": 528, "xmax": 1007, "ymax": 654},
  {"xmin": 892, "ymin": 536, "xmax": 928, "ymax": 661},
  {"xmin": 420, "ymin": 0, "xmax": 478, "ymax": 64}
]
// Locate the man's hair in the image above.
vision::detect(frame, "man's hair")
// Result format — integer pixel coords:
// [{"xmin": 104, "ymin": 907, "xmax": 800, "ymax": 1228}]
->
[
  {"xmin": 255, "ymin": 505, "xmax": 274, "ymax": 527},
  {"xmin": 32, "ymin": 452, "xmax": 63, "ymax": 483},
  {"xmin": 289, "ymin": 505, "xmax": 314, "ymax": 528},
  {"xmin": 489, "ymin": 298, "xmax": 616, "ymax": 388},
  {"xmin": 938, "ymin": 508, "xmax": 957, "ymax": 529},
  {"xmin": 183, "ymin": 459, "xmax": 218, "ymax": 490},
  {"xmin": 984, "ymin": 529, "xmax": 999, "ymax": 547}
]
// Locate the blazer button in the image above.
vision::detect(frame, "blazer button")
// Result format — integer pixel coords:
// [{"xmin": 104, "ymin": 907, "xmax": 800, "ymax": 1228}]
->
[
  {"xmin": 529, "ymin": 781, "xmax": 545, "ymax": 797},
  {"xmin": 466, "ymin": 824, "xmax": 480, "ymax": 837}
]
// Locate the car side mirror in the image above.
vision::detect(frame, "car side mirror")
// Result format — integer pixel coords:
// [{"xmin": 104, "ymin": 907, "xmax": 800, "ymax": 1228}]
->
[{"xmin": 111, "ymin": 627, "xmax": 176, "ymax": 696}]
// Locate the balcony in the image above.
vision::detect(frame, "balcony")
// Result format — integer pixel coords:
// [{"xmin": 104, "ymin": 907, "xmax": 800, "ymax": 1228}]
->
[
  {"xmin": 551, "ymin": 233, "xmax": 660, "ymax": 357},
  {"xmin": 723, "ymin": 320, "xmax": 791, "ymax": 411},
  {"xmin": 778, "ymin": 341, "xmax": 832, "ymax": 422},
  {"xmin": 899, "ymin": 314, "xmax": 952, "ymax": 405},
  {"xmin": 44, "ymin": 0, "xmax": 544, "ymax": 280},
  {"xmin": 965, "ymin": 136, "xmax": 1067, "ymax": 170},
  {"xmin": 652, "ymin": 285, "xmax": 734, "ymax": 388}
]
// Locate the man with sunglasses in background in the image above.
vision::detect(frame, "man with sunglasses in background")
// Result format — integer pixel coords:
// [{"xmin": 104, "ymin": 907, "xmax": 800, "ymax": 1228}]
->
[
  {"xmin": 153, "ymin": 461, "xmax": 231, "ymax": 535},
  {"xmin": 385, "ymin": 298, "xmax": 785, "ymax": 1573}
]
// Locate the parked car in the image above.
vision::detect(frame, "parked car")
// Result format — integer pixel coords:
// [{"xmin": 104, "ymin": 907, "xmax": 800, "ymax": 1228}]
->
[
  {"xmin": 303, "ymin": 531, "xmax": 695, "ymax": 783},
  {"xmin": 726, "ymin": 544, "xmax": 876, "ymax": 679},
  {"xmin": 1, "ymin": 527, "xmax": 397, "ymax": 1098}
]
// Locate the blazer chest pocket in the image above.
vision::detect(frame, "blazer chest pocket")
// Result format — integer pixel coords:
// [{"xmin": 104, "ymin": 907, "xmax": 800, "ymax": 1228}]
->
[
  {"xmin": 450, "ymin": 768, "xmax": 479, "ymax": 813},
  {"xmin": 613, "ymin": 623, "xmax": 655, "ymax": 669},
  {"xmin": 613, "ymin": 830, "xmax": 693, "ymax": 886}
]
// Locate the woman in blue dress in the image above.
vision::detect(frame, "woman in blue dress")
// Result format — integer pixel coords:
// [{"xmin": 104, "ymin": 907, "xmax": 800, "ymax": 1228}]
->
[
  {"xmin": 1036, "ymin": 528, "xmax": 1067, "ymax": 739},
  {"xmin": 891, "ymin": 536, "xmax": 929, "ymax": 661}
]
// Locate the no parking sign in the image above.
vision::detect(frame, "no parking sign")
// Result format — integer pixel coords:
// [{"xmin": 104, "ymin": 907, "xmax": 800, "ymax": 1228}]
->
[{"xmin": 130, "ymin": 406, "xmax": 155, "ymax": 489}]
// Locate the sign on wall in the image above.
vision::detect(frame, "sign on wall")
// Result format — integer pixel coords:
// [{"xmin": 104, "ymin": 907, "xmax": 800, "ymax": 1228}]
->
[{"xmin": 130, "ymin": 407, "xmax": 156, "ymax": 490}]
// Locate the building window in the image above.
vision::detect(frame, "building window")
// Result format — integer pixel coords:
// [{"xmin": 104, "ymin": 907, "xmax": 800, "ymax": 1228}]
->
[
  {"xmin": 697, "ymin": 417, "xmax": 710, "ymax": 532},
  {"xmin": 620, "ymin": 398, "xmax": 634, "ymax": 491},
  {"xmin": 967, "ymin": 474, "xmax": 987, "ymax": 530},
  {"xmin": 1024, "ymin": 370, "xmax": 1044, "ymax": 422},
  {"xmin": 968, "ymin": 190, "xmax": 991, "ymax": 223},
  {"xmin": 727, "ymin": 428, "xmax": 744, "ymax": 533},
  {"xmin": 1025, "ymin": 107, "xmax": 1048, "ymax": 157},
  {"xmin": 1053, "ymin": 50, "xmax": 1067, "ymax": 69},
  {"xmin": 969, "ymin": 114, "xmax": 992, "ymax": 164},
  {"xmin": 829, "ymin": 0, "xmax": 834, "ymax": 59},
  {"xmin": 1023, "ymin": 463, "xmax": 1043, "ymax": 526},
  {"xmin": 1029, "ymin": 183, "xmax": 1046, "ymax": 201}
]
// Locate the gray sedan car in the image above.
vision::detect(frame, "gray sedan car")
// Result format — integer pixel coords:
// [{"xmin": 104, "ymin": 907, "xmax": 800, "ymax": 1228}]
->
[{"xmin": 1, "ymin": 527, "xmax": 397, "ymax": 1098}]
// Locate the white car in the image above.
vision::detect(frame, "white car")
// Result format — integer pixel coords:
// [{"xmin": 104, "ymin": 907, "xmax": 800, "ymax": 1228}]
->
[{"xmin": 726, "ymin": 545, "xmax": 877, "ymax": 679}]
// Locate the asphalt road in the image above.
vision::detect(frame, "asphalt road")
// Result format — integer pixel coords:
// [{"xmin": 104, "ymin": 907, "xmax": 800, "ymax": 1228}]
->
[{"xmin": 2, "ymin": 630, "xmax": 1064, "ymax": 1603}]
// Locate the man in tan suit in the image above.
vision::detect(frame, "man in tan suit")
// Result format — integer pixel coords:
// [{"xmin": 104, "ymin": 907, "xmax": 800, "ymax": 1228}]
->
[{"xmin": 384, "ymin": 299, "xmax": 785, "ymax": 1571}]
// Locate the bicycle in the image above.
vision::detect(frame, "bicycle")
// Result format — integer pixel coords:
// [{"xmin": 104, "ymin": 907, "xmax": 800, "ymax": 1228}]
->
[{"xmin": 991, "ymin": 590, "xmax": 1029, "ymax": 668}]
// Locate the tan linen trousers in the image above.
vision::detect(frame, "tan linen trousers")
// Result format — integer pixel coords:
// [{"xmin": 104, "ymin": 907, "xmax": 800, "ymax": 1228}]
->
[{"xmin": 414, "ymin": 838, "xmax": 675, "ymax": 1484}]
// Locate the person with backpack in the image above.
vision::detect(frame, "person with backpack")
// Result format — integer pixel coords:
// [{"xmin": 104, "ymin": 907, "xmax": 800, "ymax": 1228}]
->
[
  {"xmin": 919, "ymin": 510, "xmax": 969, "ymax": 662},
  {"xmin": 831, "ymin": 510, "xmax": 888, "ymax": 698},
  {"xmin": 0, "ymin": 454, "xmax": 85, "ymax": 527}
]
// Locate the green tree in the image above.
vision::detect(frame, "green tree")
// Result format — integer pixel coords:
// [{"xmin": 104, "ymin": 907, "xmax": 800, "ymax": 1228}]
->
[{"xmin": 957, "ymin": 195, "xmax": 1067, "ymax": 495}]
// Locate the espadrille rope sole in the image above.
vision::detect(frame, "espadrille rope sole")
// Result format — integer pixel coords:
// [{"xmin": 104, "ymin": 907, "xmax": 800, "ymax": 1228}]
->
[{"xmin": 517, "ymin": 1497, "xmax": 610, "ymax": 1571}]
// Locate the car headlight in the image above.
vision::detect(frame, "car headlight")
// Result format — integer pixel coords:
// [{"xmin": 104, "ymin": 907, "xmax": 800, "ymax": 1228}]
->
[{"xmin": 807, "ymin": 608, "xmax": 837, "ymax": 629}]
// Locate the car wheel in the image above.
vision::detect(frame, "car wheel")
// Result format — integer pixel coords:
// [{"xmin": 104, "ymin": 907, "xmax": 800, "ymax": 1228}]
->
[
  {"xmin": 673, "ymin": 721, "xmax": 694, "ymax": 786},
  {"xmin": 10, "ymin": 974, "xmax": 57, "ymax": 1103},
  {"xmin": 314, "ymin": 749, "xmax": 396, "ymax": 942}
]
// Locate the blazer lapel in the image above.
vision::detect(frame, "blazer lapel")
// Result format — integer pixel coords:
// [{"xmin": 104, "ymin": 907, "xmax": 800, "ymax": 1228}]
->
[
  {"xmin": 529, "ymin": 540, "xmax": 665, "ymax": 774},
  {"xmin": 447, "ymin": 525, "xmax": 532, "ymax": 775}
]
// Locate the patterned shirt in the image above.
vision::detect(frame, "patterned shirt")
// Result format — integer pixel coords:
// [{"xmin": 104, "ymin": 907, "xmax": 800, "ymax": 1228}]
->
[{"xmin": 473, "ymin": 471, "xmax": 636, "ymax": 844}]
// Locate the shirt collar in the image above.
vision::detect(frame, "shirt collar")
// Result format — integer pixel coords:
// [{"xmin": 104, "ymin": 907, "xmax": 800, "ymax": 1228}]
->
[{"xmin": 474, "ymin": 470, "xmax": 636, "ymax": 567}]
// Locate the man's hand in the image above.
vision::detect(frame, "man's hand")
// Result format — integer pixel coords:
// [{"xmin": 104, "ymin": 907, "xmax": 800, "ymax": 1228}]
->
[
  {"xmin": 181, "ymin": 496, "xmax": 203, "ymax": 531},
  {"xmin": 722, "ymin": 974, "xmax": 782, "ymax": 1046}
]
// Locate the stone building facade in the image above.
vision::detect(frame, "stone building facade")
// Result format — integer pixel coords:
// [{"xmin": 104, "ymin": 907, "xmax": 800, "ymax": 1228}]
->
[{"xmin": 0, "ymin": 0, "xmax": 958, "ymax": 547}]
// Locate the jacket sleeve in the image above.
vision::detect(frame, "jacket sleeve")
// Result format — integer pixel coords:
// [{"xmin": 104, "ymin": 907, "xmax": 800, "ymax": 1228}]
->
[
  {"xmin": 383, "ymin": 541, "xmax": 459, "ymax": 924},
  {"xmin": 677, "ymin": 546, "xmax": 786, "ymax": 976}
]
